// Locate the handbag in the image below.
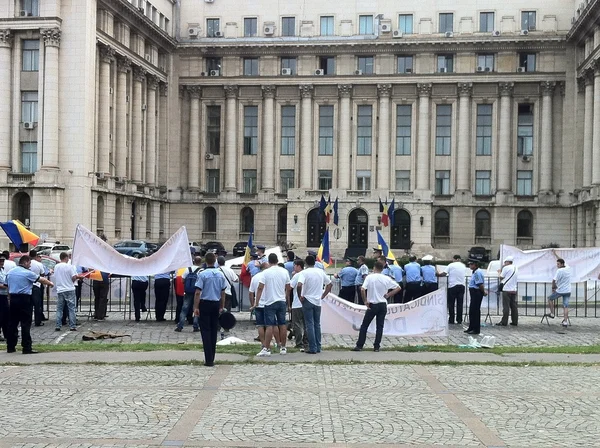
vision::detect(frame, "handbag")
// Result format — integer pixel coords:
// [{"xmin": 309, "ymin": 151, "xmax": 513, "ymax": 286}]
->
[
  {"xmin": 498, "ymin": 268, "xmax": 516, "ymax": 292},
  {"xmin": 219, "ymin": 267, "xmax": 239, "ymax": 310}
]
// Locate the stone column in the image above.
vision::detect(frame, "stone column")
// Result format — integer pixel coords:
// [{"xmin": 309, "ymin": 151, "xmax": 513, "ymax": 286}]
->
[
  {"xmin": 158, "ymin": 83, "xmax": 168, "ymax": 187},
  {"xmin": 145, "ymin": 75, "xmax": 158, "ymax": 186},
  {"xmin": 299, "ymin": 85, "xmax": 314, "ymax": 189},
  {"xmin": 337, "ymin": 84, "xmax": 352, "ymax": 190},
  {"xmin": 583, "ymin": 70, "xmax": 594, "ymax": 187},
  {"xmin": 115, "ymin": 57, "xmax": 131, "ymax": 180},
  {"xmin": 224, "ymin": 85, "xmax": 238, "ymax": 191},
  {"xmin": 416, "ymin": 83, "xmax": 432, "ymax": 190},
  {"xmin": 0, "ymin": 30, "xmax": 13, "ymax": 170},
  {"xmin": 456, "ymin": 83, "xmax": 472, "ymax": 191},
  {"xmin": 40, "ymin": 28, "xmax": 61, "ymax": 169},
  {"xmin": 497, "ymin": 82, "xmax": 514, "ymax": 192},
  {"xmin": 131, "ymin": 66, "xmax": 146, "ymax": 183},
  {"xmin": 187, "ymin": 86, "xmax": 201, "ymax": 190},
  {"xmin": 97, "ymin": 44, "xmax": 114, "ymax": 175},
  {"xmin": 593, "ymin": 61, "xmax": 600, "ymax": 185},
  {"xmin": 261, "ymin": 85, "xmax": 276, "ymax": 191},
  {"xmin": 539, "ymin": 81, "xmax": 555, "ymax": 192},
  {"xmin": 377, "ymin": 84, "xmax": 392, "ymax": 189}
]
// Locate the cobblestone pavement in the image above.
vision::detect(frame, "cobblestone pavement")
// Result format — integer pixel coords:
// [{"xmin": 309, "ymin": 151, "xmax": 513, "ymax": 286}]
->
[
  {"xmin": 25, "ymin": 311, "xmax": 600, "ymax": 348},
  {"xmin": 1, "ymin": 363, "xmax": 600, "ymax": 447}
]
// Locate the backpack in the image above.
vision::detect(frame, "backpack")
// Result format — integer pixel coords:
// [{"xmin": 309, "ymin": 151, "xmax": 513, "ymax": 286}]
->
[{"xmin": 184, "ymin": 267, "xmax": 201, "ymax": 294}]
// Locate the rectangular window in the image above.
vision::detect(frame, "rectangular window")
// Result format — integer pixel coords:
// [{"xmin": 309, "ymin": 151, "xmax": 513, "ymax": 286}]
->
[
  {"xmin": 21, "ymin": 91, "xmax": 38, "ymax": 123},
  {"xmin": 518, "ymin": 53, "xmax": 536, "ymax": 72},
  {"xmin": 243, "ymin": 106, "xmax": 258, "ymax": 155},
  {"xmin": 22, "ymin": 40, "xmax": 39, "ymax": 72},
  {"xmin": 206, "ymin": 18, "xmax": 220, "ymax": 37},
  {"xmin": 356, "ymin": 170, "xmax": 371, "ymax": 191},
  {"xmin": 320, "ymin": 16, "xmax": 334, "ymax": 36},
  {"xmin": 435, "ymin": 170, "xmax": 450, "ymax": 195},
  {"xmin": 521, "ymin": 11, "xmax": 536, "ymax": 31},
  {"xmin": 398, "ymin": 14, "xmax": 413, "ymax": 34},
  {"xmin": 242, "ymin": 170, "xmax": 257, "ymax": 194},
  {"xmin": 206, "ymin": 105, "xmax": 221, "ymax": 155},
  {"xmin": 165, "ymin": 18, "xmax": 170, "ymax": 32},
  {"xmin": 243, "ymin": 57, "xmax": 259, "ymax": 76},
  {"xmin": 206, "ymin": 57, "xmax": 221, "ymax": 72},
  {"xmin": 395, "ymin": 170, "xmax": 410, "ymax": 191},
  {"xmin": 437, "ymin": 54, "xmax": 454, "ymax": 72},
  {"xmin": 397, "ymin": 55, "xmax": 414, "ymax": 74},
  {"xmin": 357, "ymin": 105, "xmax": 372, "ymax": 155},
  {"xmin": 435, "ymin": 104, "xmax": 452, "ymax": 155},
  {"xmin": 439, "ymin": 13, "xmax": 454, "ymax": 33},
  {"xmin": 281, "ymin": 105, "xmax": 296, "ymax": 155},
  {"xmin": 475, "ymin": 170, "xmax": 491, "ymax": 195},
  {"xmin": 20, "ymin": 0, "xmax": 39, "ymax": 16},
  {"xmin": 319, "ymin": 56, "xmax": 335, "ymax": 75},
  {"xmin": 476, "ymin": 104, "xmax": 492, "ymax": 155},
  {"xmin": 21, "ymin": 142, "xmax": 37, "ymax": 173},
  {"xmin": 282, "ymin": 17, "xmax": 295, "ymax": 36},
  {"xmin": 477, "ymin": 54, "xmax": 495, "ymax": 71},
  {"xmin": 479, "ymin": 12, "xmax": 494, "ymax": 32},
  {"xmin": 244, "ymin": 17, "xmax": 258, "ymax": 37},
  {"xmin": 280, "ymin": 169, "xmax": 295, "ymax": 194},
  {"xmin": 517, "ymin": 170, "xmax": 533, "ymax": 196},
  {"xmin": 281, "ymin": 57, "xmax": 297, "ymax": 75},
  {"xmin": 318, "ymin": 170, "xmax": 333, "ymax": 190},
  {"xmin": 359, "ymin": 15, "xmax": 373, "ymax": 35},
  {"xmin": 318, "ymin": 105, "xmax": 334, "ymax": 155},
  {"xmin": 206, "ymin": 169, "xmax": 220, "ymax": 193},
  {"xmin": 396, "ymin": 105, "xmax": 412, "ymax": 155},
  {"xmin": 357, "ymin": 56, "xmax": 374, "ymax": 74},
  {"xmin": 517, "ymin": 104, "xmax": 534, "ymax": 156}
]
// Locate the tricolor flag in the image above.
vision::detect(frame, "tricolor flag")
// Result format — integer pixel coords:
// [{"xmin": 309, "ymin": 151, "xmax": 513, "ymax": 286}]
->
[
  {"xmin": 324, "ymin": 196, "xmax": 333, "ymax": 224},
  {"xmin": 83, "ymin": 269, "xmax": 104, "ymax": 281},
  {"xmin": 239, "ymin": 231, "xmax": 253, "ymax": 288},
  {"xmin": 0, "ymin": 220, "xmax": 39, "ymax": 249},
  {"xmin": 376, "ymin": 230, "xmax": 399, "ymax": 266},
  {"xmin": 379, "ymin": 199, "xmax": 391, "ymax": 227},
  {"xmin": 333, "ymin": 197, "xmax": 339, "ymax": 226},
  {"xmin": 316, "ymin": 227, "xmax": 332, "ymax": 268},
  {"xmin": 388, "ymin": 198, "xmax": 395, "ymax": 226},
  {"xmin": 319, "ymin": 194, "xmax": 327, "ymax": 213}
]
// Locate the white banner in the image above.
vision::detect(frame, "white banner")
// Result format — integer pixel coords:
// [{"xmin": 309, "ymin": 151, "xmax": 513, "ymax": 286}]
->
[
  {"xmin": 501, "ymin": 244, "xmax": 600, "ymax": 283},
  {"xmin": 321, "ymin": 289, "xmax": 448, "ymax": 337},
  {"xmin": 71, "ymin": 224, "xmax": 193, "ymax": 276}
]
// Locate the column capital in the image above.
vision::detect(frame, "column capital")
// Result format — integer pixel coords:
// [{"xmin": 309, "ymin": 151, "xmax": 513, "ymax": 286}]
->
[
  {"xmin": 159, "ymin": 82, "xmax": 168, "ymax": 97},
  {"xmin": 417, "ymin": 83, "xmax": 432, "ymax": 97},
  {"xmin": 577, "ymin": 77, "xmax": 586, "ymax": 93},
  {"xmin": 592, "ymin": 59, "xmax": 600, "ymax": 75},
  {"xmin": 147, "ymin": 75, "xmax": 160, "ymax": 90},
  {"xmin": 299, "ymin": 84, "xmax": 314, "ymax": 98},
  {"xmin": 224, "ymin": 85, "xmax": 238, "ymax": 98},
  {"xmin": 116, "ymin": 56, "xmax": 131, "ymax": 73},
  {"xmin": 584, "ymin": 68, "xmax": 595, "ymax": 85},
  {"xmin": 499, "ymin": 82, "xmax": 514, "ymax": 97},
  {"xmin": 377, "ymin": 83, "xmax": 392, "ymax": 97},
  {"xmin": 0, "ymin": 29, "xmax": 13, "ymax": 48},
  {"xmin": 132, "ymin": 66, "xmax": 147, "ymax": 82},
  {"xmin": 179, "ymin": 85, "xmax": 186, "ymax": 99},
  {"xmin": 187, "ymin": 85, "xmax": 201, "ymax": 99},
  {"xmin": 98, "ymin": 43, "xmax": 115, "ymax": 63},
  {"xmin": 557, "ymin": 81, "xmax": 565, "ymax": 97},
  {"xmin": 457, "ymin": 82, "xmax": 473, "ymax": 97},
  {"xmin": 41, "ymin": 28, "xmax": 61, "ymax": 48},
  {"xmin": 540, "ymin": 81, "xmax": 556, "ymax": 96},
  {"xmin": 338, "ymin": 84, "xmax": 353, "ymax": 97},
  {"xmin": 262, "ymin": 85, "xmax": 276, "ymax": 98}
]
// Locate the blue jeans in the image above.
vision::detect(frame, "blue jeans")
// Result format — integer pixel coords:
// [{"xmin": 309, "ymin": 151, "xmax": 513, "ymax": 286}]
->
[
  {"xmin": 178, "ymin": 293, "xmax": 199, "ymax": 330},
  {"xmin": 302, "ymin": 300, "xmax": 321, "ymax": 353},
  {"xmin": 56, "ymin": 290, "xmax": 77, "ymax": 329}
]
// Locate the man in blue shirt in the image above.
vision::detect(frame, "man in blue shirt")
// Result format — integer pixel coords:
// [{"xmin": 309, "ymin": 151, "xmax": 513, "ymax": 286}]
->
[
  {"xmin": 421, "ymin": 255, "xmax": 439, "ymax": 295},
  {"xmin": 193, "ymin": 252, "xmax": 227, "ymax": 367},
  {"xmin": 465, "ymin": 259, "xmax": 487, "ymax": 335},
  {"xmin": 385, "ymin": 256, "xmax": 404, "ymax": 303},
  {"xmin": 403, "ymin": 256, "xmax": 422, "ymax": 303},
  {"xmin": 283, "ymin": 251, "xmax": 295, "ymax": 278},
  {"xmin": 248, "ymin": 252, "xmax": 261, "ymax": 277},
  {"xmin": 354, "ymin": 256, "xmax": 369, "ymax": 304},
  {"xmin": 334, "ymin": 258, "xmax": 358, "ymax": 302},
  {"xmin": 0, "ymin": 256, "xmax": 9, "ymax": 344},
  {"xmin": 6, "ymin": 255, "xmax": 54, "ymax": 354}
]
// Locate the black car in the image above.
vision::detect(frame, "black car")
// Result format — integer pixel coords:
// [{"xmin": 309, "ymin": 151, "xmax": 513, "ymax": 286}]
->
[
  {"xmin": 232, "ymin": 241, "xmax": 247, "ymax": 257},
  {"xmin": 202, "ymin": 241, "xmax": 227, "ymax": 257},
  {"xmin": 467, "ymin": 246, "xmax": 489, "ymax": 262}
]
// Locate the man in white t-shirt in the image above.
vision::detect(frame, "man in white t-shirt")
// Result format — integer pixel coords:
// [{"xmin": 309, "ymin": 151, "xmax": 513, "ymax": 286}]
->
[
  {"xmin": 547, "ymin": 258, "xmax": 572, "ymax": 327},
  {"xmin": 249, "ymin": 262, "xmax": 269, "ymax": 347},
  {"xmin": 288, "ymin": 259, "xmax": 308, "ymax": 351},
  {"xmin": 29, "ymin": 250, "xmax": 47, "ymax": 326},
  {"xmin": 297, "ymin": 255, "xmax": 332, "ymax": 354},
  {"xmin": 255, "ymin": 254, "xmax": 290, "ymax": 356},
  {"xmin": 54, "ymin": 252, "xmax": 81, "ymax": 331},
  {"xmin": 497, "ymin": 256, "xmax": 518, "ymax": 327},
  {"xmin": 352, "ymin": 261, "xmax": 402, "ymax": 352},
  {"xmin": 2, "ymin": 251, "xmax": 16, "ymax": 272},
  {"xmin": 438, "ymin": 254, "xmax": 467, "ymax": 324}
]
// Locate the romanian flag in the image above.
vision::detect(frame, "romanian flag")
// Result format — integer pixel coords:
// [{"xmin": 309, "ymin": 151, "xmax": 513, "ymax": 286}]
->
[
  {"xmin": 239, "ymin": 231, "xmax": 253, "ymax": 288},
  {"xmin": 379, "ymin": 199, "xmax": 390, "ymax": 227},
  {"xmin": 174, "ymin": 267, "xmax": 187, "ymax": 296},
  {"xmin": 316, "ymin": 227, "xmax": 332, "ymax": 268},
  {"xmin": 0, "ymin": 220, "xmax": 39, "ymax": 248},
  {"xmin": 388, "ymin": 198, "xmax": 395, "ymax": 226},
  {"xmin": 84, "ymin": 269, "xmax": 104, "ymax": 281},
  {"xmin": 324, "ymin": 196, "xmax": 333, "ymax": 224},
  {"xmin": 376, "ymin": 230, "xmax": 399, "ymax": 266}
]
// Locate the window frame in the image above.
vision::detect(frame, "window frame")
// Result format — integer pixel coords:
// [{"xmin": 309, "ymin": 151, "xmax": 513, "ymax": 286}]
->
[
  {"xmin": 476, "ymin": 104, "xmax": 493, "ymax": 156},
  {"xmin": 22, "ymin": 39, "xmax": 39, "ymax": 72},
  {"xmin": 435, "ymin": 170, "xmax": 450, "ymax": 195},
  {"xmin": 206, "ymin": 169, "xmax": 220, "ymax": 193},
  {"xmin": 435, "ymin": 104, "xmax": 452, "ymax": 156},
  {"xmin": 281, "ymin": 17, "xmax": 296, "ymax": 36},
  {"xmin": 397, "ymin": 55, "xmax": 414, "ymax": 74},
  {"xmin": 20, "ymin": 0, "xmax": 39, "ymax": 16},
  {"xmin": 517, "ymin": 210, "xmax": 534, "ymax": 238},
  {"xmin": 206, "ymin": 18, "xmax": 220, "ymax": 37},
  {"xmin": 477, "ymin": 54, "xmax": 495, "ymax": 71},
  {"xmin": 242, "ymin": 170, "xmax": 257, "ymax": 194},
  {"xmin": 439, "ymin": 13, "xmax": 454, "ymax": 33},
  {"xmin": 517, "ymin": 104, "xmax": 534, "ymax": 156},
  {"xmin": 21, "ymin": 142, "xmax": 37, "ymax": 173},
  {"xmin": 518, "ymin": 52, "xmax": 536, "ymax": 72},
  {"xmin": 21, "ymin": 91, "xmax": 38, "ymax": 123},
  {"xmin": 395, "ymin": 170, "xmax": 410, "ymax": 191},
  {"xmin": 475, "ymin": 170, "xmax": 492, "ymax": 196},
  {"xmin": 398, "ymin": 14, "xmax": 413, "ymax": 34},
  {"xmin": 244, "ymin": 17, "xmax": 258, "ymax": 37},
  {"xmin": 356, "ymin": 170, "xmax": 371, "ymax": 191},
  {"xmin": 396, "ymin": 104, "xmax": 412, "ymax": 155},
  {"xmin": 281, "ymin": 57, "xmax": 297, "ymax": 75},
  {"xmin": 318, "ymin": 170, "xmax": 333, "ymax": 190},
  {"xmin": 243, "ymin": 57, "xmax": 259, "ymax": 76},
  {"xmin": 280, "ymin": 105, "xmax": 296, "ymax": 155},
  {"xmin": 357, "ymin": 105, "xmax": 373, "ymax": 155},
  {"xmin": 475, "ymin": 210, "xmax": 491, "ymax": 237},
  {"xmin": 521, "ymin": 11, "xmax": 536, "ymax": 31},
  {"xmin": 358, "ymin": 15, "xmax": 374, "ymax": 35},
  {"xmin": 437, "ymin": 54, "xmax": 454, "ymax": 72},
  {"xmin": 243, "ymin": 106, "xmax": 259, "ymax": 155},
  {"xmin": 320, "ymin": 16, "xmax": 334, "ymax": 36},
  {"xmin": 516, "ymin": 170, "xmax": 533, "ymax": 196},
  {"xmin": 280, "ymin": 169, "xmax": 295, "ymax": 194},
  {"xmin": 357, "ymin": 56, "xmax": 374, "ymax": 74},
  {"xmin": 319, "ymin": 56, "xmax": 335, "ymax": 75},
  {"xmin": 318, "ymin": 105, "xmax": 334, "ymax": 155},
  {"xmin": 434, "ymin": 209, "xmax": 450, "ymax": 237},
  {"xmin": 206, "ymin": 105, "xmax": 221, "ymax": 155},
  {"xmin": 479, "ymin": 12, "xmax": 494, "ymax": 32}
]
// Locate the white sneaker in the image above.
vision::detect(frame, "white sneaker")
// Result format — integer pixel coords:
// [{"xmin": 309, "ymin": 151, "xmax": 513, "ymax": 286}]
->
[
  {"xmin": 280, "ymin": 347, "xmax": 287, "ymax": 355},
  {"xmin": 256, "ymin": 348, "xmax": 271, "ymax": 357},
  {"xmin": 562, "ymin": 320, "xmax": 568, "ymax": 327}
]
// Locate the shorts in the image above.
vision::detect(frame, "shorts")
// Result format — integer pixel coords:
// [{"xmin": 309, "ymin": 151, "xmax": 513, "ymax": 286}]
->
[
  {"xmin": 254, "ymin": 307, "xmax": 265, "ymax": 326},
  {"xmin": 548, "ymin": 292, "xmax": 571, "ymax": 307},
  {"xmin": 264, "ymin": 301, "xmax": 287, "ymax": 326}
]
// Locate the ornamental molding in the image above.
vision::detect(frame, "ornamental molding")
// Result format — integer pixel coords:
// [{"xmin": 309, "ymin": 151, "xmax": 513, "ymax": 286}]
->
[
  {"xmin": 540, "ymin": 81, "xmax": 556, "ymax": 96},
  {"xmin": 187, "ymin": 85, "xmax": 201, "ymax": 99},
  {"xmin": 0, "ymin": 29, "xmax": 13, "ymax": 48},
  {"xmin": 133, "ymin": 66, "xmax": 147, "ymax": 82},
  {"xmin": 224, "ymin": 85, "xmax": 238, "ymax": 98},
  {"xmin": 299, "ymin": 84, "xmax": 314, "ymax": 98},
  {"xmin": 457, "ymin": 82, "xmax": 473, "ymax": 97},
  {"xmin": 116, "ymin": 56, "xmax": 132, "ymax": 73},
  {"xmin": 498, "ymin": 82, "xmax": 514, "ymax": 97},
  {"xmin": 41, "ymin": 28, "xmax": 61, "ymax": 48},
  {"xmin": 337, "ymin": 84, "xmax": 352, "ymax": 97},
  {"xmin": 147, "ymin": 75, "xmax": 160, "ymax": 90},
  {"xmin": 262, "ymin": 85, "xmax": 276, "ymax": 98},
  {"xmin": 98, "ymin": 43, "xmax": 115, "ymax": 63},
  {"xmin": 377, "ymin": 83, "xmax": 392, "ymax": 97},
  {"xmin": 159, "ymin": 82, "xmax": 168, "ymax": 97},
  {"xmin": 417, "ymin": 83, "xmax": 432, "ymax": 97}
]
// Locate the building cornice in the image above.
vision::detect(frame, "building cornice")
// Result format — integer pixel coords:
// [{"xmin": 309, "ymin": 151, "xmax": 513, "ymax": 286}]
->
[
  {"xmin": 567, "ymin": 0, "xmax": 600, "ymax": 44},
  {"xmin": 0, "ymin": 17, "xmax": 61, "ymax": 31}
]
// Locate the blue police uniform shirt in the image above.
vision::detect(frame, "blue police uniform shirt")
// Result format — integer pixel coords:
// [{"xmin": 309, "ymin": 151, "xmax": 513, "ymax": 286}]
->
[
  {"xmin": 389, "ymin": 264, "xmax": 404, "ymax": 283},
  {"xmin": 154, "ymin": 272, "xmax": 171, "ymax": 280},
  {"xmin": 6, "ymin": 266, "xmax": 40, "ymax": 295},
  {"xmin": 404, "ymin": 262, "xmax": 422, "ymax": 283},
  {"xmin": 248, "ymin": 261, "xmax": 261, "ymax": 277},
  {"xmin": 338, "ymin": 266, "xmax": 359, "ymax": 287},
  {"xmin": 196, "ymin": 267, "xmax": 227, "ymax": 301},
  {"xmin": 468, "ymin": 268, "xmax": 485, "ymax": 288},
  {"xmin": 284, "ymin": 260, "xmax": 294, "ymax": 278},
  {"xmin": 315, "ymin": 261, "xmax": 325, "ymax": 270},
  {"xmin": 0, "ymin": 267, "xmax": 8, "ymax": 295},
  {"xmin": 421, "ymin": 265, "xmax": 437, "ymax": 284},
  {"xmin": 355, "ymin": 264, "xmax": 369, "ymax": 286},
  {"xmin": 132, "ymin": 276, "xmax": 149, "ymax": 282},
  {"xmin": 258, "ymin": 255, "xmax": 268, "ymax": 265}
]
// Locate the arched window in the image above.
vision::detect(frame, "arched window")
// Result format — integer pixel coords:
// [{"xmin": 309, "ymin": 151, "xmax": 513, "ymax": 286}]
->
[
  {"xmin": 517, "ymin": 210, "xmax": 533, "ymax": 239},
  {"xmin": 12, "ymin": 192, "xmax": 31, "ymax": 225},
  {"xmin": 277, "ymin": 207, "xmax": 287, "ymax": 243},
  {"xmin": 240, "ymin": 207, "xmax": 254, "ymax": 233},
  {"xmin": 434, "ymin": 210, "xmax": 450, "ymax": 237},
  {"xmin": 204, "ymin": 207, "xmax": 217, "ymax": 232},
  {"xmin": 97, "ymin": 196, "xmax": 105, "ymax": 234},
  {"xmin": 475, "ymin": 209, "xmax": 491, "ymax": 239}
]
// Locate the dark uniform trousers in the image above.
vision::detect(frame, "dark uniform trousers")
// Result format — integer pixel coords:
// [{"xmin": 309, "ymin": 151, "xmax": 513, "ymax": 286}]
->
[
  {"xmin": 447, "ymin": 285, "xmax": 465, "ymax": 324},
  {"xmin": 154, "ymin": 278, "xmax": 171, "ymax": 321},
  {"xmin": 467, "ymin": 288, "xmax": 484, "ymax": 334},
  {"xmin": 131, "ymin": 280, "xmax": 149, "ymax": 321},
  {"xmin": 0, "ymin": 294, "xmax": 9, "ymax": 341},
  {"xmin": 403, "ymin": 282, "xmax": 421, "ymax": 303},
  {"xmin": 339, "ymin": 285, "xmax": 356, "ymax": 303},
  {"xmin": 93, "ymin": 280, "xmax": 110, "ymax": 319},
  {"xmin": 356, "ymin": 302, "xmax": 387, "ymax": 350},
  {"xmin": 198, "ymin": 299, "xmax": 220, "ymax": 364},
  {"xmin": 7, "ymin": 293, "xmax": 33, "ymax": 352},
  {"xmin": 32, "ymin": 285, "xmax": 44, "ymax": 325}
]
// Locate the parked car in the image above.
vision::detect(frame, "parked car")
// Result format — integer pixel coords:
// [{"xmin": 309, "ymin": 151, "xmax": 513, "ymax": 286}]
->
[
  {"xmin": 202, "ymin": 241, "xmax": 227, "ymax": 257},
  {"xmin": 189, "ymin": 241, "xmax": 205, "ymax": 254},
  {"xmin": 10, "ymin": 253, "xmax": 57, "ymax": 273},
  {"xmin": 32, "ymin": 243, "xmax": 71, "ymax": 260},
  {"xmin": 467, "ymin": 246, "xmax": 489, "ymax": 263},
  {"xmin": 232, "ymin": 241, "xmax": 247, "ymax": 257},
  {"xmin": 113, "ymin": 240, "xmax": 153, "ymax": 258}
]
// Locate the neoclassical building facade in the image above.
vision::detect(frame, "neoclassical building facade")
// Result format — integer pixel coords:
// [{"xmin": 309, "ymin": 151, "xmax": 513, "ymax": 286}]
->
[{"xmin": 0, "ymin": 0, "xmax": 598, "ymax": 256}]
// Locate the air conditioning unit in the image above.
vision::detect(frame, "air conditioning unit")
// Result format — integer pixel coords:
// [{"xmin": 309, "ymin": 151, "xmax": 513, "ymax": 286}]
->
[
  {"xmin": 264, "ymin": 26, "xmax": 275, "ymax": 35},
  {"xmin": 404, "ymin": 68, "xmax": 413, "ymax": 73},
  {"xmin": 144, "ymin": 54, "xmax": 151, "ymax": 62},
  {"xmin": 114, "ymin": 177, "xmax": 125, "ymax": 183},
  {"xmin": 484, "ymin": 67, "xmax": 492, "ymax": 72},
  {"xmin": 96, "ymin": 172, "xmax": 105, "ymax": 180},
  {"xmin": 214, "ymin": 31, "xmax": 224, "ymax": 38},
  {"xmin": 392, "ymin": 30, "xmax": 403, "ymax": 38},
  {"xmin": 200, "ymin": 71, "xmax": 207, "ymax": 76},
  {"xmin": 492, "ymin": 30, "xmax": 501, "ymax": 37},
  {"xmin": 138, "ymin": 7, "xmax": 145, "ymax": 13},
  {"xmin": 380, "ymin": 24, "xmax": 391, "ymax": 33},
  {"xmin": 188, "ymin": 27, "xmax": 199, "ymax": 37},
  {"xmin": 439, "ymin": 67, "xmax": 448, "ymax": 73},
  {"xmin": 209, "ymin": 69, "xmax": 220, "ymax": 76},
  {"xmin": 205, "ymin": 153, "xmax": 214, "ymax": 160},
  {"xmin": 522, "ymin": 155, "xmax": 531, "ymax": 162},
  {"xmin": 517, "ymin": 67, "xmax": 526, "ymax": 73},
  {"xmin": 23, "ymin": 122, "xmax": 34, "ymax": 130},
  {"xmin": 354, "ymin": 69, "xmax": 363, "ymax": 75},
  {"xmin": 19, "ymin": 10, "xmax": 28, "ymax": 17},
  {"xmin": 520, "ymin": 29, "xmax": 529, "ymax": 36},
  {"xmin": 476, "ymin": 66, "xmax": 485, "ymax": 72},
  {"xmin": 314, "ymin": 69, "xmax": 324, "ymax": 75},
  {"xmin": 445, "ymin": 31, "xmax": 454, "ymax": 38},
  {"xmin": 281, "ymin": 68, "xmax": 292, "ymax": 75}
]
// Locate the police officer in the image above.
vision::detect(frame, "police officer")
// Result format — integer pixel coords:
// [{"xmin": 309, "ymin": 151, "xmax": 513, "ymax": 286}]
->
[
  {"xmin": 6, "ymin": 255, "xmax": 54, "ymax": 354},
  {"xmin": 334, "ymin": 258, "xmax": 358, "ymax": 302},
  {"xmin": 385, "ymin": 255, "xmax": 404, "ymax": 303},
  {"xmin": 421, "ymin": 255, "xmax": 439, "ymax": 295},
  {"xmin": 307, "ymin": 250, "xmax": 325, "ymax": 270},
  {"xmin": 403, "ymin": 255, "xmax": 422, "ymax": 303},
  {"xmin": 255, "ymin": 245, "xmax": 268, "ymax": 264}
]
